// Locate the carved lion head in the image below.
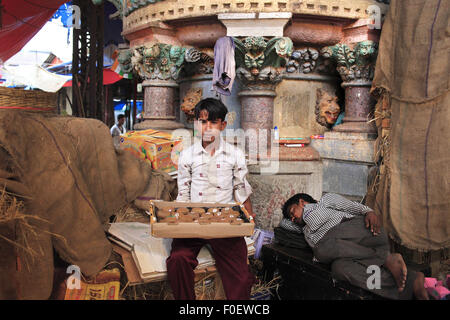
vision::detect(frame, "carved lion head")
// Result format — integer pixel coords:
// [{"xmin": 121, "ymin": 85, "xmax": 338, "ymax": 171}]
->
[
  {"xmin": 315, "ymin": 88, "xmax": 341, "ymax": 128},
  {"xmin": 181, "ymin": 88, "xmax": 203, "ymax": 121}
]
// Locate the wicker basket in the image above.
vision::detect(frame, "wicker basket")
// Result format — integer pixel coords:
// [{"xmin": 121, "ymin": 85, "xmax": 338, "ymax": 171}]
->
[{"xmin": 0, "ymin": 87, "xmax": 57, "ymax": 111}]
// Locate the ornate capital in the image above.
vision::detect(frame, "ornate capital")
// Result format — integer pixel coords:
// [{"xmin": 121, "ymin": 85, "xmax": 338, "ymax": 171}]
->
[
  {"xmin": 126, "ymin": 43, "xmax": 204, "ymax": 81},
  {"xmin": 322, "ymin": 40, "xmax": 378, "ymax": 83},
  {"xmin": 234, "ymin": 36, "xmax": 293, "ymax": 89}
]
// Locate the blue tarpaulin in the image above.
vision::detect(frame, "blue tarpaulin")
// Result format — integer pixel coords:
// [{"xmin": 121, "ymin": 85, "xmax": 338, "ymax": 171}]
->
[{"xmin": 114, "ymin": 101, "xmax": 143, "ymax": 112}]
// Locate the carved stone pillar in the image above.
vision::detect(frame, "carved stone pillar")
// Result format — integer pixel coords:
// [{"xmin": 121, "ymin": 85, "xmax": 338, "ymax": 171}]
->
[
  {"xmin": 134, "ymin": 80, "xmax": 184, "ymax": 130},
  {"xmin": 239, "ymin": 88, "xmax": 277, "ymax": 157},
  {"xmin": 335, "ymin": 82, "xmax": 376, "ymax": 133},
  {"xmin": 322, "ymin": 40, "xmax": 378, "ymax": 133},
  {"xmin": 122, "ymin": 43, "xmax": 204, "ymax": 131},
  {"xmin": 234, "ymin": 36, "xmax": 293, "ymax": 157}
]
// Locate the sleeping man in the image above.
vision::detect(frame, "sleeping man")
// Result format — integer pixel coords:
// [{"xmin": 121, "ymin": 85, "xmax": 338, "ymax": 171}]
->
[{"xmin": 281, "ymin": 192, "xmax": 429, "ymax": 300}]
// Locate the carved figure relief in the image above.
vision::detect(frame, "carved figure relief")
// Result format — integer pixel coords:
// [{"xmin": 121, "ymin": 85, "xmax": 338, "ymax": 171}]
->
[
  {"xmin": 181, "ymin": 88, "xmax": 203, "ymax": 121},
  {"xmin": 287, "ymin": 48, "xmax": 319, "ymax": 73},
  {"xmin": 315, "ymin": 88, "xmax": 341, "ymax": 128},
  {"xmin": 234, "ymin": 36, "xmax": 293, "ymax": 88},
  {"xmin": 117, "ymin": 49, "xmax": 134, "ymax": 74},
  {"xmin": 130, "ymin": 43, "xmax": 188, "ymax": 80},
  {"xmin": 182, "ymin": 48, "xmax": 214, "ymax": 76}
]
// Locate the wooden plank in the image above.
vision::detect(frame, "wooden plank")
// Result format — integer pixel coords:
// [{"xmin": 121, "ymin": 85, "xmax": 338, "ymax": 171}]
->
[{"xmin": 112, "ymin": 244, "xmax": 144, "ymax": 285}]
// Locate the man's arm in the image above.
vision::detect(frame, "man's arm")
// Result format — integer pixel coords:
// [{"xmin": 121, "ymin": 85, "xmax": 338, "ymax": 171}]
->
[
  {"xmin": 322, "ymin": 193, "xmax": 380, "ymax": 235},
  {"xmin": 322, "ymin": 193, "xmax": 373, "ymax": 215},
  {"xmin": 243, "ymin": 197, "xmax": 256, "ymax": 219}
]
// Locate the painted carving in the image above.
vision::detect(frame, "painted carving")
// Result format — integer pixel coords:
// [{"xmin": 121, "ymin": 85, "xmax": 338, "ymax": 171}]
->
[
  {"xmin": 117, "ymin": 49, "xmax": 134, "ymax": 74},
  {"xmin": 234, "ymin": 36, "xmax": 293, "ymax": 88},
  {"xmin": 240, "ymin": 37, "xmax": 267, "ymax": 74},
  {"xmin": 315, "ymin": 88, "xmax": 341, "ymax": 128},
  {"xmin": 129, "ymin": 44, "xmax": 215, "ymax": 80},
  {"xmin": 287, "ymin": 48, "xmax": 319, "ymax": 73},
  {"xmin": 181, "ymin": 88, "xmax": 203, "ymax": 121},
  {"xmin": 182, "ymin": 48, "xmax": 214, "ymax": 76},
  {"xmin": 131, "ymin": 43, "xmax": 187, "ymax": 80},
  {"xmin": 322, "ymin": 40, "xmax": 378, "ymax": 82},
  {"xmin": 286, "ymin": 47, "xmax": 337, "ymax": 75},
  {"xmin": 184, "ymin": 47, "xmax": 202, "ymax": 63}
]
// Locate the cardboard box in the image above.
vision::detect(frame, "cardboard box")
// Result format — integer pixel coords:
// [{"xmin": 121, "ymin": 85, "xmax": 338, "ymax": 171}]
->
[
  {"xmin": 120, "ymin": 129, "xmax": 182, "ymax": 173},
  {"xmin": 148, "ymin": 200, "xmax": 255, "ymax": 239}
]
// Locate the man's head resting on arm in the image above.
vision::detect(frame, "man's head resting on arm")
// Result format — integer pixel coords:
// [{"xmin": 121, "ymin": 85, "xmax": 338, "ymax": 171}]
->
[{"xmin": 282, "ymin": 193, "xmax": 317, "ymax": 226}]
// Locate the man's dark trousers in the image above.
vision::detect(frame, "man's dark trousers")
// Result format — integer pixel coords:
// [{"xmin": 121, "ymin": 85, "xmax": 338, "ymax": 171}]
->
[{"xmin": 313, "ymin": 216, "xmax": 416, "ymax": 300}]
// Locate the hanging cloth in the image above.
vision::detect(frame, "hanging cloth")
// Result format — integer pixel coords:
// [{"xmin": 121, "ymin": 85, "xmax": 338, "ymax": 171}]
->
[{"xmin": 212, "ymin": 36, "xmax": 236, "ymax": 96}]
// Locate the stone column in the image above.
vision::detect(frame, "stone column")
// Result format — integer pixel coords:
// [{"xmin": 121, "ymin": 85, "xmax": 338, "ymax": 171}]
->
[
  {"xmin": 238, "ymin": 88, "xmax": 276, "ymax": 158},
  {"xmin": 334, "ymin": 81, "xmax": 376, "ymax": 133},
  {"xmin": 134, "ymin": 80, "xmax": 184, "ymax": 131},
  {"xmin": 233, "ymin": 36, "xmax": 293, "ymax": 158},
  {"xmin": 122, "ymin": 42, "xmax": 203, "ymax": 131}
]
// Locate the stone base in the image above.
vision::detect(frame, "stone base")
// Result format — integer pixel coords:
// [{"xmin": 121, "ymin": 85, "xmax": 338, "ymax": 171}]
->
[
  {"xmin": 256, "ymin": 145, "xmax": 320, "ymax": 161},
  {"xmin": 248, "ymin": 160, "xmax": 322, "ymax": 231},
  {"xmin": 311, "ymin": 131, "xmax": 376, "ymax": 199},
  {"xmin": 277, "ymin": 145, "xmax": 320, "ymax": 161},
  {"xmin": 133, "ymin": 119, "xmax": 185, "ymax": 131},
  {"xmin": 332, "ymin": 121, "xmax": 377, "ymax": 134}
]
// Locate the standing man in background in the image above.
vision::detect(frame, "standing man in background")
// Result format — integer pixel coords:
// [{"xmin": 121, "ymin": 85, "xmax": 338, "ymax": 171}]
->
[{"xmin": 110, "ymin": 114, "xmax": 126, "ymax": 147}]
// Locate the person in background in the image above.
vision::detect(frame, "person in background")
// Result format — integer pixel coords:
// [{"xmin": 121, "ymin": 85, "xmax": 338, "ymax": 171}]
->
[
  {"xmin": 110, "ymin": 114, "xmax": 126, "ymax": 137},
  {"xmin": 110, "ymin": 114, "xmax": 126, "ymax": 148}
]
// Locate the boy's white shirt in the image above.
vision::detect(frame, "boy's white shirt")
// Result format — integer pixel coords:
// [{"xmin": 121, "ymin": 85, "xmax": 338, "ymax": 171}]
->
[{"xmin": 176, "ymin": 136, "xmax": 252, "ymax": 204}]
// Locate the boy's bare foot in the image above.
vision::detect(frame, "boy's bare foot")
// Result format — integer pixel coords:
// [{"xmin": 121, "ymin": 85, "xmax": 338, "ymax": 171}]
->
[
  {"xmin": 385, "ymin": 253, "xmax": 407, "ymax": 292},
  {"xmin": 413, "ymin": 272, "xmax": 429, "ymax": 300}
]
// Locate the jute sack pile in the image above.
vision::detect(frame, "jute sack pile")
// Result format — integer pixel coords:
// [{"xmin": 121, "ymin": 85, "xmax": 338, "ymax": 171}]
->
[{"xmin": 0, "ymin": 110, "xmax": 176, "ymax": 299}]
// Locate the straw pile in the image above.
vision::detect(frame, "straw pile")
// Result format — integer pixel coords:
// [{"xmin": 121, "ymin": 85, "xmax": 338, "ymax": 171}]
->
[{"xmin": 0, "ymin": 187, "xmax": 41, "ymax": 259}]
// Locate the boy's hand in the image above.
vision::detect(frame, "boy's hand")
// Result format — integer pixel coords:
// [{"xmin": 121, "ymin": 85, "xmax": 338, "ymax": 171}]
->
[{"xmin": 365, "ymin": 211, "xmax": 381, "ymax": 235}]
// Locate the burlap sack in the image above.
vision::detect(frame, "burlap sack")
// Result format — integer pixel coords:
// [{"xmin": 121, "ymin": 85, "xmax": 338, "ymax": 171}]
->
[
  {"xmin": 134, "ymin": 169, "xmax": 178, "ymax": 211},
  {"xmin": 0, "ymin": 110, "xmax": 176, "ymax": 299},
  {"xmin": 370, "ymin": 0, "xmax": 450, "ymax": 251}
]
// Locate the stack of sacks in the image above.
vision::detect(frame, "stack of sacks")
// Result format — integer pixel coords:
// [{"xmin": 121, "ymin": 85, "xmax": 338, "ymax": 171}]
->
[
  {"xmin": 424, "ymin": 275, "xmax": 450, "ymax": 300},
  {"xmin": 119, "ymin": 129, "xmax": 182, "ymax": 173}
]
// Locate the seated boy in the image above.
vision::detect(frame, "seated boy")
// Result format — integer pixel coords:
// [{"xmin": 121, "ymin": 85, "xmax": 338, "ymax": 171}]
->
[
  {"xmin": 282, "ymin": 192, "xmax": 429, "ymax": 300},
  {"xmin": 166, "ymin": 98, "xmax": 256, "ymax": 300}
]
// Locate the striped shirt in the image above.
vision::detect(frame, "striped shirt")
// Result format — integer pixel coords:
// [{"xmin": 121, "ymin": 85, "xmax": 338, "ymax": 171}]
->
[{"xmin": 301, "ymin": 193, "xmax": 373, "ymax": 247}]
